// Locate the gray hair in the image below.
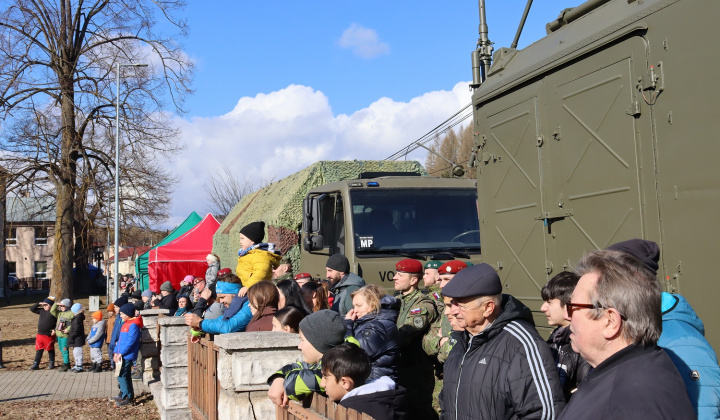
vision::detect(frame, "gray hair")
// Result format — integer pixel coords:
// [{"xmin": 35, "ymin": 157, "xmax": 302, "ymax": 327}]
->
[{"xmin": 575, "ymin": 249, "xmax": 661, "ymax": 346}]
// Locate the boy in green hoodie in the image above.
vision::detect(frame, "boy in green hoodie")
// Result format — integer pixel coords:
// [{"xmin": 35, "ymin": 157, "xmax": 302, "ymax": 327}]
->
[{"xmin": 53, "ymin": 299, "xmax": 74, "ymax": 372}]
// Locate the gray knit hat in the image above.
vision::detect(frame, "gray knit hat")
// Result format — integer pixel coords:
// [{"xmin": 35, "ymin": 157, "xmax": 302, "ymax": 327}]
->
[
  {"xmin": 298, "ymin": 310, "xmax": 346, "ymax": 354},
  {"xmin": 59, "ymin": 299, "xmax": 72, "ymax": 308},
  {"xmin": 326, "ymin": 253, "xmax": 350, "ymax": 273},
  {"xmin": 160, "ymin": 281, "xmax": 174, "ymax": 293}
]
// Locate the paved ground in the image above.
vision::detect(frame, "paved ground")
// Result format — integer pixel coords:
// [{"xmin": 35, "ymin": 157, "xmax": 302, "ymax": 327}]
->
[{"xmin": 0, "ymin": 370, "xmax": 148, "ymax": 402}]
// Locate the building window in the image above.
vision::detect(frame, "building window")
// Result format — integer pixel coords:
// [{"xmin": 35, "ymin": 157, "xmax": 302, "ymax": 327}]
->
[
  {"xmin": 7, "ymin": 262, "xmax": 16, "ymax": 278},
  {"xmin": 34, "ymin": 226, "xmax": 48, "ymax": 245},
  {"xmin": 34, "ymin": 261, "xmax": 47, "ymax": 279},
  {"xmin": 5, "ymin": 227, "xmax": 17, "ymax": 246}
]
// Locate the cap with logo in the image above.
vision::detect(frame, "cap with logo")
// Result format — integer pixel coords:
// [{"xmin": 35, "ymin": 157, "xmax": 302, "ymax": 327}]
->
[
  {"xmin": 424, "ymin": 260, "xmax": 443, "ymax": 270},
  {"xmin": 438, "ymin": 260, "xmax": 468, "ymax": 275}
]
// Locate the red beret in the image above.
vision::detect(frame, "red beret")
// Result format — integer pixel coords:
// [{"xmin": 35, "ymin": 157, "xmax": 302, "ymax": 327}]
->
[
  {"xmin": 438, "ymin": 260, "xmax": 468, "ymax": 275},
  {"xmin": 294, "ymin": 273, "xmax": 312, "ymax": 280},
  {"xmin": 395, "ymin": 259, "xmax": 423, "ymax": 274},
  {"xmin": 217, "ymin": 268, "xmax": 232, "ymax": 276}
]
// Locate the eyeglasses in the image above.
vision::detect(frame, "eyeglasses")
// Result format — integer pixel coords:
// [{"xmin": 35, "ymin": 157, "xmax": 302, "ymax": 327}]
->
[{"xmin": 565, "ymin": 302, "xmax": 596, "ymax": 317}]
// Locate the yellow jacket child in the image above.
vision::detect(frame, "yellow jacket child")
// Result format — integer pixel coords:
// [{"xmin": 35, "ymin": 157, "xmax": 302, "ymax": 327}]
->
[{"xmin": 236, "ymin": 221, "xmax": 281, "ymax": 295}]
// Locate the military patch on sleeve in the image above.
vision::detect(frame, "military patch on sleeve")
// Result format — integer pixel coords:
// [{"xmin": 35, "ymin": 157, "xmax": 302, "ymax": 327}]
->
[
  {"xmin": 410, "ymin": 308, "xmax": 422, "ymax": 314},
  {"xmin": 432, "ymin": 292, "xmax": 441, "ymax": 300},
  {"xmin": 413, "ymin": 316, "xmax": 424, "ymax": 328}
]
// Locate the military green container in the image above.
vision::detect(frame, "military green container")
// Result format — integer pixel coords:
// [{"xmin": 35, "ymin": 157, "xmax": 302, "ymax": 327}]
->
[{"xmin": 471, "ymin": 0, "xmax": 720, "ymax": 349}]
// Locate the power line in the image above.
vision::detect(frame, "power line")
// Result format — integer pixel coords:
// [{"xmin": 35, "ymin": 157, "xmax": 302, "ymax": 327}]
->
[{"xmin": 385, "ymin": 102, "xmax": 473, "ymax": 161}]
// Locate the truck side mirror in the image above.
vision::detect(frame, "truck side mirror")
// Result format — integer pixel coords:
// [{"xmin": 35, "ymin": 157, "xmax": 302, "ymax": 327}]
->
[
  {"xmin": 303, "ymin": 234, "xmax": 324, "ymax": 252},
  {"xmin": 303, "ymin": 194, "xmax": 325, "ymax": 233}
]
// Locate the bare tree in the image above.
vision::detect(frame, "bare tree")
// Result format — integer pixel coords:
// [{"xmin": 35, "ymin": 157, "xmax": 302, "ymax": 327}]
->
[
  {"xmin": 203, "ymin": 165, "xmax": 273, "ymax": 218},
  {"xmin": 0, "ymin": 0, "xmax": 193, "ymax": 298}
]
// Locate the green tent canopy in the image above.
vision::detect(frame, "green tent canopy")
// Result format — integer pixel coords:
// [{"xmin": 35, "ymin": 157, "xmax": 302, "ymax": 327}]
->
[{"xmin": 135, "ymin": 211, "xmax": 203, "ymax": 291}]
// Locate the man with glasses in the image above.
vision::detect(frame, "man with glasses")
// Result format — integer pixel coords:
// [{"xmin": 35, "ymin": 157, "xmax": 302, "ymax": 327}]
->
[
  {"xmin": 557, "ymin": 249, "xmax": 694, "ymax": 419},
  {"xmin": 440, "ymin": 263, "xmax": 565, "ymax": 420}
]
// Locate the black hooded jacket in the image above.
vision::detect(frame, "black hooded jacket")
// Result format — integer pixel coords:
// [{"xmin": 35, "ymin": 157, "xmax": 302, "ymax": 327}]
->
[
  {"xmin": 68, "ymin": 312, "xmax": 86, "ymax": 347},
  {"xmin": 340, "ymin": 383, "xmax": 406, "ymax": 420},
  {"xmin": 547, "ymin": 325, "xmax": 592, "ymax": 400},
  {"xmin": 344, "ymin": 295, "xmax": 401, "ymax": 381},
  {"xmin": 440, "ymin": 294, "xmax": 566, "ymax": 420}
]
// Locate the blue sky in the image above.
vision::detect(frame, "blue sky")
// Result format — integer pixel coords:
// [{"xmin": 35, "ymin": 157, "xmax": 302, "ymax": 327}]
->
[{"xmin": 165, "ymin": 0, "xmax": 580, "ymax": 226}]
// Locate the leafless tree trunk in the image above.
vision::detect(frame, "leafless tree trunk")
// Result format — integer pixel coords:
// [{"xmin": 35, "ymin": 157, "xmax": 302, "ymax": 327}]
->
[{"xmin": 0, "ymin": 0, "xmax": 194, "ymax": 299}]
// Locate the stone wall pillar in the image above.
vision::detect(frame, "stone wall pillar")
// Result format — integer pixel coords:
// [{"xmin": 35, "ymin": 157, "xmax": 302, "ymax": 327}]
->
[
  {"xmin": 138, "ymin": 309, "xmax": 166, "ymax": 384},
  {"xmin": 151, "ymin": 316, "xmax": 191, "ymax": 420},
  {"xmin": 214, "ymin": 332, "xmax": 301, "ymax": 420}
]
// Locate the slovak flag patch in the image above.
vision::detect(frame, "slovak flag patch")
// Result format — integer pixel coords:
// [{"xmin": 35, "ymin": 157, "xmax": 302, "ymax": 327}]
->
[{"xmin": 410, "ymin": 308, "xmax": 422, "ymax": 314}]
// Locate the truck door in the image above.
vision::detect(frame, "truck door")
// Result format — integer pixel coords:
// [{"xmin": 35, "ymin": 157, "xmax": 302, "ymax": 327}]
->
[
  {"xmin": 475, "ymin": 82, "xmax": 549, "ymax": 308},
  {"xmin": 543, "ymin": 36, "xmax": 660, "ymax": 276},
  {"xmin": 301, "ymin": 192, "xmax": 346, "ymax": 279}
]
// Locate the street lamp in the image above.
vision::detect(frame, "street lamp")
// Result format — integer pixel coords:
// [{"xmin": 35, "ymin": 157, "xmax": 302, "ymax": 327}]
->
[{"xmin": 115, "ymin": 62, "xmax": 147, "ymax": 301}]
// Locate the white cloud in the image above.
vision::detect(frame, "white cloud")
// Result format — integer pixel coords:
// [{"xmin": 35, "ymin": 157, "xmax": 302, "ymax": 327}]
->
[
  {"xmin": 168, "ymin": 81, "xmax": 471, "ymax": 226},
  {"xmin": 338, "ymin": 23, "xmax": 390, "ymax": 59}
]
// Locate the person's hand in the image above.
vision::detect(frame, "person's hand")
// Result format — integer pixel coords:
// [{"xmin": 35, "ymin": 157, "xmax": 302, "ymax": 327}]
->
[
  {"xmin": 184, "ymin": 313, "xmax": 202, "ymax": 329},
  {"xmin": 345, "ymin": 309, "xmax": 357, "ymax": 321},
  {"xmin": 51, "ymin": 329, "xmax": 56, "ymax": 337},
  {"xmin": 439, "ymin": 337, "xmax": 449, "ymax": 347},
  {"xmin": 238, "ymin": 286, "xmax": 248, "ymax": 297},
  {"xmin": 200, "ymin": 288, "xmax": 212, "ymax": 300},
  {"xmin": 113, "ymin": 353, "xmax": 121, "ymax": 363},
  {"xmin": 268, "ymin": 377, "xmax": 288, "ymax": 406}
]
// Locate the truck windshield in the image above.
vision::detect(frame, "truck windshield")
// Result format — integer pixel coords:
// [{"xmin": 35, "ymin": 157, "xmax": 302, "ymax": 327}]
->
[{"xmin": 350, "ymin": 188, "xmax": 480, "ymax": 256}]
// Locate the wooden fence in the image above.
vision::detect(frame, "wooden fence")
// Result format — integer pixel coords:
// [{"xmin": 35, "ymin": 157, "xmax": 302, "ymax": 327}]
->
[
  {"xmin": 277, "ymin": 394, "xmax": 375, "ymax": 420},
  {"xmin": 188, "ymin": 335, "xmax": 219, "ymax": 420}
]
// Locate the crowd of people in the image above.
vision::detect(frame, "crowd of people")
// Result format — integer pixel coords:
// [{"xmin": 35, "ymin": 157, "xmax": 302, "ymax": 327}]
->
[{"xmin": 23, "ymin": 220, "xmax": 720, "ymax": 417}]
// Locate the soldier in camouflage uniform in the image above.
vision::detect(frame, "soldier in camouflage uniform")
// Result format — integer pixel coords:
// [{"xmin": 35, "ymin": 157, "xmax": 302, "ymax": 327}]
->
[
  {"xmin": 394, "ymin": 259, "xmax": 440, "ymax": 420},
  {"xmin": 423, "ymin": 260, "xmax": 467, "ymax": 415},
  {"xmin": 272, "ymin": 256, "xmax": 294, "ymax": 283}
]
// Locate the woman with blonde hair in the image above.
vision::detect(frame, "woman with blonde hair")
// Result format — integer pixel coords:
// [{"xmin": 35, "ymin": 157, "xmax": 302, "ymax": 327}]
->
[{"xmin": 344, "ymin": 284, "xmax": 401, "ymax": 381}]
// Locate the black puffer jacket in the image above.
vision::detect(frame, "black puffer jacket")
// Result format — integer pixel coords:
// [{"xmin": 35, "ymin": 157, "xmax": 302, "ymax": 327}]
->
[
  {"xmin": 440, "ymin": 295, "xmax": 566, "ymax": 420},
  {"xmin": 547, "ymin": 326, "xmax": 592, "ymax": 400},
  {"xmin": 152, "ymin": 291, "xmax": 178, "ymax": 313},
  {"xmin": 344, "ymin": 295, "xmax": 401, "ymax": 381},
  {"xmin": 68, "ymin": 312, "xmax": 86, "ymax": 347}
]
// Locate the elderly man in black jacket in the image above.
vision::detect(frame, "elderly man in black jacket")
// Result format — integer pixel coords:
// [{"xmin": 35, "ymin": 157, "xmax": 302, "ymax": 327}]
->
[
  {"xmin": 440, "ymin": 263, "xmax": 565, "ymax": 420},
  {"xmin": 557, "ymin": 249, "xmax": 694, "ymax": 420}
]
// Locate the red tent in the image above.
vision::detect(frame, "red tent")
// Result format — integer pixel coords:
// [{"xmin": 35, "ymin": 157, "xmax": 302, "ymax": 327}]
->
[{"xmin": 148, "ymin": 214, "xmax": 221, "ymax": 292}]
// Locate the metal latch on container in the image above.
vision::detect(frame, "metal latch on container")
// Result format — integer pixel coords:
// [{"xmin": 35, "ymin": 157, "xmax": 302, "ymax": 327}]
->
[{"xmin": 535, "ymin": 209, "xmax": 574, "ymax": 225}]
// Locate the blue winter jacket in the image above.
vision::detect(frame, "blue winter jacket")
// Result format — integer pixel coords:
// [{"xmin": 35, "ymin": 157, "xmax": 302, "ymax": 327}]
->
[
  {"xmin": 344, "ymin": 295, "xmax": 401, "ymax": 381},
  {"xmin": 108, "ymin": 313, "xmax": 123, "ymax": 353},
  {"xmin": 87, "ymin": 319, "xmax": 106, "ymax": 349},
  {"xmin": 115, "ymin": 316, "xmax": 142, "ymax": 361},
  {"xmin": 658, "ymin": 292, "xmax": 720, "ymax": 419},
  {"xmin": 200, "ymin": 296, "xmax": 253, "ymax": 335}
]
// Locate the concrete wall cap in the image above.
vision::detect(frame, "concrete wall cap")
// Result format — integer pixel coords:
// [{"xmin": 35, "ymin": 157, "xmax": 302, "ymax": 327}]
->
[
  {"xmin": 214, "ymin": 331, "xmax": 300, "ymax": 350},
  {"xmin": 140, "ymin": 309, "xmax": 172, "ymax": 316},
  {"xmin": 157, "ymin": 316, "xmax": 188, "ymax": 326}
]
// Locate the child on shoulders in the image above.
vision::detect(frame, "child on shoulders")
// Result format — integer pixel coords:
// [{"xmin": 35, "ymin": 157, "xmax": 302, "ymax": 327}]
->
[{"xmin": 236, "ymin": 221, "xmax": 281, "ymax": 296}]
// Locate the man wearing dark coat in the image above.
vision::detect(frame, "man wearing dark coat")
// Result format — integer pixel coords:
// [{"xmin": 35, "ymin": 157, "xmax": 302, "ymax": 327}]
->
[{"xmin": 557, "ymin": 249, "xmax": 694, "ymax": 420}]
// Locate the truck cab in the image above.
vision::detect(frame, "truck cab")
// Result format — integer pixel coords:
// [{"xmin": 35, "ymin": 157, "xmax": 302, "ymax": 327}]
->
[{"xmin": 300, "ymin": 174, "xmax": 481, "ymax": 287}]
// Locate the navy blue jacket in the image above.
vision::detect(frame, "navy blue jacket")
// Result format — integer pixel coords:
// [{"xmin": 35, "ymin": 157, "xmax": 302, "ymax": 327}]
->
[{"xmin": 344, "ymin": 295, "xmax": 401, "ymax": 381}]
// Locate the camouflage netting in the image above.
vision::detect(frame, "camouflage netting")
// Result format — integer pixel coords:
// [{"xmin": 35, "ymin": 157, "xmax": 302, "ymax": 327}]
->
[{"xmin": 213, "ymin": 160, "xmax": 427, "ymax": 273}]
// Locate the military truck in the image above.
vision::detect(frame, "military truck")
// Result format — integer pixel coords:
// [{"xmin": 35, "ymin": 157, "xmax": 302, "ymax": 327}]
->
[
  {"xmin": 469, "ymin": 0, "xmax": 720, "ymax": 348},
  {"xmin": 300, "ymin": 174, "xmax": 482, "ymax": 285}
]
